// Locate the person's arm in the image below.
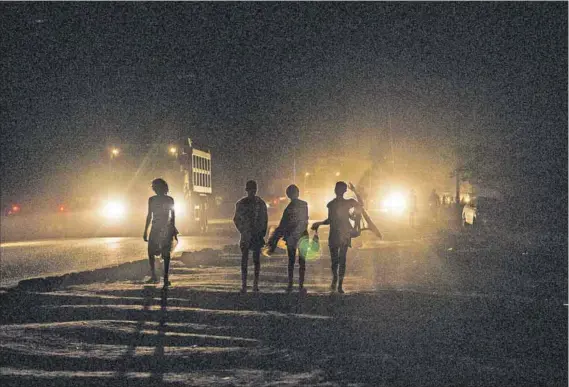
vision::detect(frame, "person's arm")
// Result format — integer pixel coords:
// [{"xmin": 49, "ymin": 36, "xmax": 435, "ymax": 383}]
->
[
  {"xmin": 233, "ymin": 202, "xmax": 241, "ymax": 232},
  {"xmin": 348, "ymin": 183, "xmax": 365, "ymax": 207},
  {"xmin": 299, "ymin": 202, "xmax": 309, "ymax": 232},
  {"xmin": 233, "ymin": 201, "xmax": 244, "ymax": 233},
  {"xmin": 170, "ymin": 197, "xmax": 176, "ymax": 227},
  {"xmin": 273, "ymin": 208, "xmax": 288, "ymax": 236},
  {"xmin": 170, "ymin": 197, "xmax": 178, "ymax": 240},
  {"xmin": 348, "ymin": 198, "xmax": 363, "ymax": 221},
  {"xmin": 311, "ymin": 208, "xmax": 331, "ymax": 230},
  {"xmin": 268, "ymin": 206, "xmax": 288, "ymax": 246},
  {"xmin": 143, "ymin": 198, "xmax": 152, "ymax": 241},
  {"xmin": 350, "ymin": 198, "xmax": 362, "ymax": 211}
]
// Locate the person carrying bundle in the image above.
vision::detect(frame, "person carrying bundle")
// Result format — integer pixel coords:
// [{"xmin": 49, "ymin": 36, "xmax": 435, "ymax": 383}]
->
[{"xmin": 267, "ymin": 184, "xmax": 309, "ymax": 293}]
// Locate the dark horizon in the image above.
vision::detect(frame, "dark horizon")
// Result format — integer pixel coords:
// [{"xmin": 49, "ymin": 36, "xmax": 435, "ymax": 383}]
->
[{"xmin": 1, "ymin": 3, "xmax": 567, "ymax": 215}]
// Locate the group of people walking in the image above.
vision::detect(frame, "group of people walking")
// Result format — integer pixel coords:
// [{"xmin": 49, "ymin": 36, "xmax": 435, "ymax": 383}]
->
[
  {"xmin": 143, "ymin": 177, "xmax": 363, "ymax": 293},
  {"xmin": 233, "ymin": 179, "xmax": 363, "ymax": 294}
]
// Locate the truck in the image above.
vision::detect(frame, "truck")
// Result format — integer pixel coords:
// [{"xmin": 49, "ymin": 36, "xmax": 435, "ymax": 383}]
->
[
  {"xmin": 94, "ymin": 138, "xmax": 212, "ymax": 236},
  {"xmin": 177, "ymin": 137, "xmax": 212, "ymax": 233}
]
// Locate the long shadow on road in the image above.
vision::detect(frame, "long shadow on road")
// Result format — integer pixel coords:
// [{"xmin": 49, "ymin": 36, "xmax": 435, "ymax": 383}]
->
[
  {"xmin": 1, "ymin": 285, "xmax": 566, "ymax": 386},
  {"xmin": 0, "ymin": 238, "xmax": 566, "ymax": 386}
]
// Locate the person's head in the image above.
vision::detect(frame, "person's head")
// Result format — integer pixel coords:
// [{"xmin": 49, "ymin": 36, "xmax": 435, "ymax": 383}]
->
[
  {"xmin": 152, "ymin": 178, "xmax": 169, "ymax": 195},
  {"xmin": 245, "ymin": 180, "xmax": 257, "ymax": 197},
  {"xmin": 334, "ymin": 181, "xmax": 348, "ymax": 197},
  {"xmin": 285, "ymin": 184, "xmax": 299, "ymax": 200}
]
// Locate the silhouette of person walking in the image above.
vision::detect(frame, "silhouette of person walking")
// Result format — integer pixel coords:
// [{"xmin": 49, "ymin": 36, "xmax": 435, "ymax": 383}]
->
[
  {"xmin": 143, "ymin": 178, "xmax": 178, "ymax": 288},
  {"xmin": 267, "ymin": 184, "xmax": 309, "ymax": 293},
  {"xmin": 428, "ymin": 188, "xmax": 440, "ymax": 222},
  {"xmin": 409, "ymin": 189, "xmax": 418, "ymax": 228},
  {"xmin": 233, "ymin": 180, "xmax": 268, "ymax": 293},
  {"xmin": 312, "ymin": 181, "xmax": 362, "ymax": 293}
]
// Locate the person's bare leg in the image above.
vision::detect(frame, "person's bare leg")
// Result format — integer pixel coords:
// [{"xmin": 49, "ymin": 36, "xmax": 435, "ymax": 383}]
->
[
  {"xmin": 252, "ymin": 248, "xmax": 261, "ymax": 291},
  {"xmin": 147, "ymin": 247, "xmax": 158, "ymax": 283},
  {"xmin": 241, "ymin": 247, "xmax": 249, "ymax": 293},
  {"xmin": 287, "ymin": 246, "xmax": 295, "ymax": 291},
  {"xmin": 337, "ymin": 245, "xmax": 348, "ymax": 293},
  {"xmin": 330, "ymin": 247, "xmax": 339, "ymax": 291},
  {"xmin": 162, "ymin": 252, "xmax": 171, "ymax": 288},
  {"xmin": 298, "ymin": 253, "xmax": 306, "ymax": 292}
]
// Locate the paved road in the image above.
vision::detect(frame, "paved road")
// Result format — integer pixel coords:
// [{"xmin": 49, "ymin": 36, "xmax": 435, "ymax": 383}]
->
[
  {"xmin": 0, "ymin": 234, "xmax": 564, "ymax": 387},
  {"xmin": 0, "ymin": 236, "xmax": 237, "ymax": 288},
  {"xmin": 0, "ymin": 217, "xmax": 441, "ymax": 289}
]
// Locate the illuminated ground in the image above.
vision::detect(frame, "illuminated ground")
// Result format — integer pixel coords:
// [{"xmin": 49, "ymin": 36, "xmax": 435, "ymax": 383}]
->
[
  {"xmin": 0, "ymin": 236, "xmax": 237, "ymax": 288},
  {"xmin": 0, "ymin": 231, "xmax": 566, "ymax": 386}
]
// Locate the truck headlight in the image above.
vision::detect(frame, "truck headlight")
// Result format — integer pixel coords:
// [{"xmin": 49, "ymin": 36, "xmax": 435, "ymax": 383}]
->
[
  {"xmin": 381, "ymin": 191, "xmax": 407, "ymax": 214},
  {"xmin": 174, "ymin": 201, "xmax": 185, "ymax": 216},
  {"xmin": 101, "ymin": 201, "xmax": 126, "ymax": 219}
]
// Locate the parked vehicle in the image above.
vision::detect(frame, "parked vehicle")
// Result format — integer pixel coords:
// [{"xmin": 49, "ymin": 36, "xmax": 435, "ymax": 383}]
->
[{"xmin": 462, "ymin": 196, "xmax": 507, "ymax": 228}]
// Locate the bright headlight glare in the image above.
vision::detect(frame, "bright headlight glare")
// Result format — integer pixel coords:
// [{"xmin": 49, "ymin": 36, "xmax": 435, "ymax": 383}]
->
[
  {"xmin": 381, "ymin": 192, "xmax": 407, "ymax": 213},
  {"xmin": 174, "ymin": 202, "xmax": 185, "ymax": 215},
  {"xmin": 101, "ymin": 201, "xmax": 126, "ymax": 219}
]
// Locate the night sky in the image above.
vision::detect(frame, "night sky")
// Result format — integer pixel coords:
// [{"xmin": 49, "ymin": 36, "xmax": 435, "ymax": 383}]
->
[{"xmin": 1, "ymin": 3, "xmax": 567, "ymax": 210}]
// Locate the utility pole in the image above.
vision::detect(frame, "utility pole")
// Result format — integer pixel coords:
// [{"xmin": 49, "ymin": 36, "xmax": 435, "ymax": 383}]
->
[
  {"xmin": 455, "ymin": 168, "xmax": 460, "ymax": 204},
  {"xmin": 293, "ymin": 148, "xmax": 296, "ymax": 184},
  {"xmin": 388, "ymin": 110, "xmax": 395, "ymax": 174}
]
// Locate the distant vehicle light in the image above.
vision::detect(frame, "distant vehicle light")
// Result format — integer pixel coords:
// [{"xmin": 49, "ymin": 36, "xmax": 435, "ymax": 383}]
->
[
  {"xmin": 101, "ymin": 201, "xmax": 126, "ymax": 219},
  {"xmin": 12, "ymin": 205, "xmax": 20, "ymax": 212},
  {"xmin": 59, "ymin": 205, "xmax": 66, "ymax": 212},
  {"xmin": 381, "ymin": 191, "xmax": 407, "ymax": 214}
]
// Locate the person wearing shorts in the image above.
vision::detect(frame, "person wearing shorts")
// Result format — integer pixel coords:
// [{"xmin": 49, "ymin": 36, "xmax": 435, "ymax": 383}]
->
[
  {"xmin": 143, "ymin": 178, "xmax": 178, "ymax": 288},
  {"xmin": 312, "ymin": 181, "xmax": 361, "ymax": 293},
  {"xmin": 233, "ymin": 180, "xmax": 268, "ymax": 293}
]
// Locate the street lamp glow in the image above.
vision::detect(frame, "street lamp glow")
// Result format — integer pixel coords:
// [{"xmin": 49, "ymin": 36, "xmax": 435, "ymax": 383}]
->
[
  {"xmin": 169, "ymin": 146, "xmax": 177, "ymax": 155},
  {"xmin": 111, "ymin": 148, "xmax": 120, "ymax": 157},
  {"xmin": 335, "ymin": 171, "xmax": 341, "ymax": 177},
  {"xmin": 305, "ymin": 172, "xmax": 310, "ymax": 177}
]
